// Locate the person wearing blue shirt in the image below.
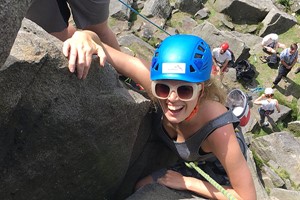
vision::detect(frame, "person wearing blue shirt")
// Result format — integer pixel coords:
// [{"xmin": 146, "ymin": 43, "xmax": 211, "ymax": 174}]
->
[{"xmin": 272, "ymin": 43, "xmax": 298, "ymax": 88}]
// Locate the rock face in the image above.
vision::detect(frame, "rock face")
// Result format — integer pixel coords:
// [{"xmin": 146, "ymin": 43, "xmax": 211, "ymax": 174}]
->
[
  {"xmin": 251, "ymin": 132, "xmax": 300, "ymax": 188},
  {"xmin": 0, "ymin": 19, "xmax": 152, "ymax": 200},
  {"xmin": 0, "ymin": 0, "xmax": 34, "ymax": 67}
]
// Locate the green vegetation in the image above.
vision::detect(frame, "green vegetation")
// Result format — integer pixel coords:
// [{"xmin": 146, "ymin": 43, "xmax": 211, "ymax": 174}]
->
[
  {"xmin": 252, "ymin": 128, "xmax": 269, "ymax": 138},
  {"xmin": 147, "ymin": 37, "xmax": 161, "ymax": 48},
  {"xmin": 255, "ymin": 22, "xmax": 264, "ymax": 35},
  {"xmin": 252, "ymin": 150, "xmax": 265, "ymax": 169},
  {"xmin": 276, "ymin": 94, "xmax": 299, "ymax": 120},
  {"xmin": 269, "ymin": 165, "xmax": 300, "ymax": 190},
  {"xmin": 128, "ymin": 42, "xmax": 154, "ymax": 61},
  {"xmin": 292, "ymin": 183, "xmax": 300, "ymax": 191},
  {"xmin": 277, "ymin": 0, "xmax": 293, "ymax": 12},
  {"xmin": 275, "ymin": 167, "xmax": 290, "ymax": 180},
  {"xmin": 166, "ymin": 12, "xmax": 188, "ymax": 32}
]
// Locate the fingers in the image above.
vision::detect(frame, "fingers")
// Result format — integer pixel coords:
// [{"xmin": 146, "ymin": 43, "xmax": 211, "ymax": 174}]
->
[
  {"xmin": 68, "ymin": 45, "xmax": 78, "ymax": 74},
  {"xmin": 63, "ymin": 39, "xmax": 92, "ymax": 79},
  {"xmin": 62, "ymin": 31, "xmax": 107, "ymax": 79},
  {"xmin": 76, "ymin": 47, "xmax": 86, "ymax": 79},
  {"xmin": 62, "ymin": 39, "xmax": 71, "ymax": 57},
  {"xmin": 97, "ymin": 46, "xmax": 107, "ymax": 66},
  {"xmin": 63, "ymin": 39, "xmax": 79, "ymax": 75},
  {"xmin": 74, "ymin": 47, "xmax": 93, "ymax": 79}
]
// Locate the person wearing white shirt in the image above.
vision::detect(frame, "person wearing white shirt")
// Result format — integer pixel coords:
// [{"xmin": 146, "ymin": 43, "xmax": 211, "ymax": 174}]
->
[
  {"xmin": 212, "ymin": 42, "xmax": 232, "ymax": 82},
  {"xmin": 261, "ymin": 33, "xmax": 286, "ymax": 54},
  {"xmin": 254, "ymin": 88, "xmax": 280, "ymax": 126}
]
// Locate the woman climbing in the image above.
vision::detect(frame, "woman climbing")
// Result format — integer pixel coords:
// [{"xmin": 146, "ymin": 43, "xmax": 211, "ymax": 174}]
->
[{"xmin": 63, "ymin": 31, "xmax": 256, "ymax": 200}]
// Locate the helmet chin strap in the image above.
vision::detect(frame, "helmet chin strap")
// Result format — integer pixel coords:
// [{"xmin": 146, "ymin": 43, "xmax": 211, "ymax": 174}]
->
[
  {"xmin": 185, "ymin": 85, "xmax": 204, "ymax": 121},
  {"xmin": 185, "ymin": 104, "xmax": 199, "ymax": 121}
]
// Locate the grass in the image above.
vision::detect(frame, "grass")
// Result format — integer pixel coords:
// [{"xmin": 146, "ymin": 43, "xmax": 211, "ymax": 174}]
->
[
  {"xmin": 166, "ymin": 12, "xmax": 191, "ymax": 33},
  {"xmin": 252, "ymin": 150, "xmax": 265, "ymax": 169},
  {"xmin": 253, "ymin": 128, "xmax": 269, "ymax": 138},
  {"xmin": 247, "ymin": 19, "xmax": 300, "ymax": 135},
  {"xmin": 277, "ymin": 0, "xmax": 293, "ymax": 12},
  {"xmin": 275, "ymin": 167, "xmax": 290, "ymax": 180}
]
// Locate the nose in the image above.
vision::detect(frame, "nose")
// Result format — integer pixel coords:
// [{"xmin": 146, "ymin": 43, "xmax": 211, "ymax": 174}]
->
[{"xmin": 168, "ymin": 90, "xmax": 179, "ymax": 101}]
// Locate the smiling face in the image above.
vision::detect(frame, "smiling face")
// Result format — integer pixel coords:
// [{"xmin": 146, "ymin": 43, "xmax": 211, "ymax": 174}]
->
[{"xmin": 153, "ymin": 80, "xmax": 202, "ymax": 124}]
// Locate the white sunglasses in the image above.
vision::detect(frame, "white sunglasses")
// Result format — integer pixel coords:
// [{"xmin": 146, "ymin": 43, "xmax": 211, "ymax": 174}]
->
[{"xmin": 151, "ymin": 81, "xmax": 202, "ymax": 101}]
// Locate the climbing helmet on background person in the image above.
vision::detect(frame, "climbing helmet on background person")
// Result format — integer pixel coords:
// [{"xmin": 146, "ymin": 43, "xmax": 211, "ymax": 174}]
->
[
  {"xmin": 150, "ymin": 34, "xmax": 212, "ymax": 83},
  {"xmin": 264, "ymin": 87, "xmax": 274, "ymax": 95},
  {"xmin": 220, "ymin": 42, "xmax": 229, "ymax": 51}
]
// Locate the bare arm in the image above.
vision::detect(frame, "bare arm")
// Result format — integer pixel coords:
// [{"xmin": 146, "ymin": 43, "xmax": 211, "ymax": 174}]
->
[
  {"xmin": 253, "ymin": 94, "xmax": 265, "ymax": 105},
  {"xmin": 263, "ymin": 46, "xmax": 276, "ymax": 54},
  {"xmin": 63, "ymin": 30, "xmax": 152, "ymax": 93},
  {"xmin": 281, "ymin": 54, "xmax": 298, "ymax": 69},
  {"xmin": 158, "ymin": 123, "xmax": 256, "ymax": 200},
  {"xmin": 212, "ymin": 56, "xmax": 219, "ymax": 67},
  {"xmin": 158, "ymin": 103, "xmax": 256, "ymax": 199},
  {"xmin": 290, "ymin": 54, "xmax": 298, "ymax": 69},
  {"xmin": 101, "ymin": 43, "xmax": 152, "ymax": 93},
  {"xmin": 222, "ymin": 59, "xmax": 229, "ymax": 68},
  {"xmin": 280, "ymin": 59, "xmax": 289, "ymax": 68},
  {"xmin": 204, "ymin": 123, "xmax": 256, "ymax": 199}
]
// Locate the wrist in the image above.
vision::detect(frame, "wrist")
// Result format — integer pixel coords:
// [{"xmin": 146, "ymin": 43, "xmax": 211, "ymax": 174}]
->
[{"xmin": 183, "ymin": 176, "xmax": 194, "ymax": 190}]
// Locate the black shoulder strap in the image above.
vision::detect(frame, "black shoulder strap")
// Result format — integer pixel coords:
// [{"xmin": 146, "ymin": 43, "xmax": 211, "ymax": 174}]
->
[
  {"xmin": 187, "ymin": 111, "xmax": 241, "ymax": 161},
  {"xmin": 189, "ymin": 110, "xmax": 240, "ymax": 145},
  {"xmin": 152, "ymin": 108, "xmax": 242, "ymax": 161}
]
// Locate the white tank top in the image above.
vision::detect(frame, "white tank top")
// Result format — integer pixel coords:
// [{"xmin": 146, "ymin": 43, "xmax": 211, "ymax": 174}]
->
[{"xmin": 261, "ymin": 99, "xmax": 276, "ymax": 110}]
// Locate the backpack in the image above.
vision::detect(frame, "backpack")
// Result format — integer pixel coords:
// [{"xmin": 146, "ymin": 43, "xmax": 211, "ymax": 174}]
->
[
  {"xmin": 235, "ymin": 60, "xmax": 256, "ymax": 82},
  {"xmin": 227, "ymin": 49, "xmax": 236, "ymax": 68},
  {"xmin": 266, "ymin": 53, "xmax": 279, "ymax": 68}
]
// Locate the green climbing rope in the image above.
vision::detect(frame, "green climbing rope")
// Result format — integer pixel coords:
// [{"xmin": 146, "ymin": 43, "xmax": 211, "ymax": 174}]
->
[{"xmin": 185, "ymin": 162, "xmax": 238, "ymax": 200}]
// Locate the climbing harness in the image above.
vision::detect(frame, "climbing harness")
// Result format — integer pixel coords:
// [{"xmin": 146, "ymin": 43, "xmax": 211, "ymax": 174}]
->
[
  {"xmin": 117, "ymin": 0, "xmax": 171, "ymax": 36},
  {"xmin": 185, "ymin": 162, "xmax": 238, "ymax": 200}
]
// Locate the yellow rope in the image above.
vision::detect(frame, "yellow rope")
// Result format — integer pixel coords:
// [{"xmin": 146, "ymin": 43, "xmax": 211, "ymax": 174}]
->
[{"xmin": 185, "ymin": 162, "xmax": 238, "ymax": 200}]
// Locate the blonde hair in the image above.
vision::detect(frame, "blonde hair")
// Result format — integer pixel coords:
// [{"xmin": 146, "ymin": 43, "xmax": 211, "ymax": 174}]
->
[{"xmin": 201, "ymin": 78, "xmax": 226, "ymax": 104}]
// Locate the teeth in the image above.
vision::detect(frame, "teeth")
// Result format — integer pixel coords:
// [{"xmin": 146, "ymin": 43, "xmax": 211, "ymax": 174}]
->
[{"xmin": 168, "ymin": 105, "xmax": 183, "ymax": 111}]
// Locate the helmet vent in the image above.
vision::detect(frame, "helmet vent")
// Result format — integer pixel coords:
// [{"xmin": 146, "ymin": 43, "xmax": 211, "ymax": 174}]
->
[
  {"xmin": 194, "ymin": 53, "xmax": 203, "ymax": 58},
  {"xmin": 155, "ymin": 52, "xmax": 159, "ymax": 57},
  {"xmin": 154, "ymin": 63, "xmax": 159, "ymax": 71},
  {"xmin": 197, "ymin": 45, "xmax": 205, "ymax": 52},
  {"xmin": 189, "ymin": 65, "xmax": 196, "ymax": 72}
]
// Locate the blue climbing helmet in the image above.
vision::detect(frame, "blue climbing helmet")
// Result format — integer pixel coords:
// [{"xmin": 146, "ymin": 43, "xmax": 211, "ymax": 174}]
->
[{"xmin": 150, "ymin": 34, "xmax": 212, "ymax": 83}]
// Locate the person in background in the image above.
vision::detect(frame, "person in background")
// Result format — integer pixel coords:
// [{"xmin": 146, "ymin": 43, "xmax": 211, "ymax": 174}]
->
[
  {"xmin": 62, "ymin": 31, "xmax": 256, "ymax": 199},
  {"xmin": 272, "ymin": 43, "xmax": 298, "ymax": 88},
  {"xmin": 212, "ymin": 42, "xmax": 232, "ymax": 82},
  {"xmin": 254, "ymin": 88, "xmax": 280, "ymax": 127},
  {"xmin": 261, "ymin": 33, "xmax": 286, "ymax": 55},
  {"xmin": 26, "ymin": 0, "xmax": 120, "ymax": 79}
]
